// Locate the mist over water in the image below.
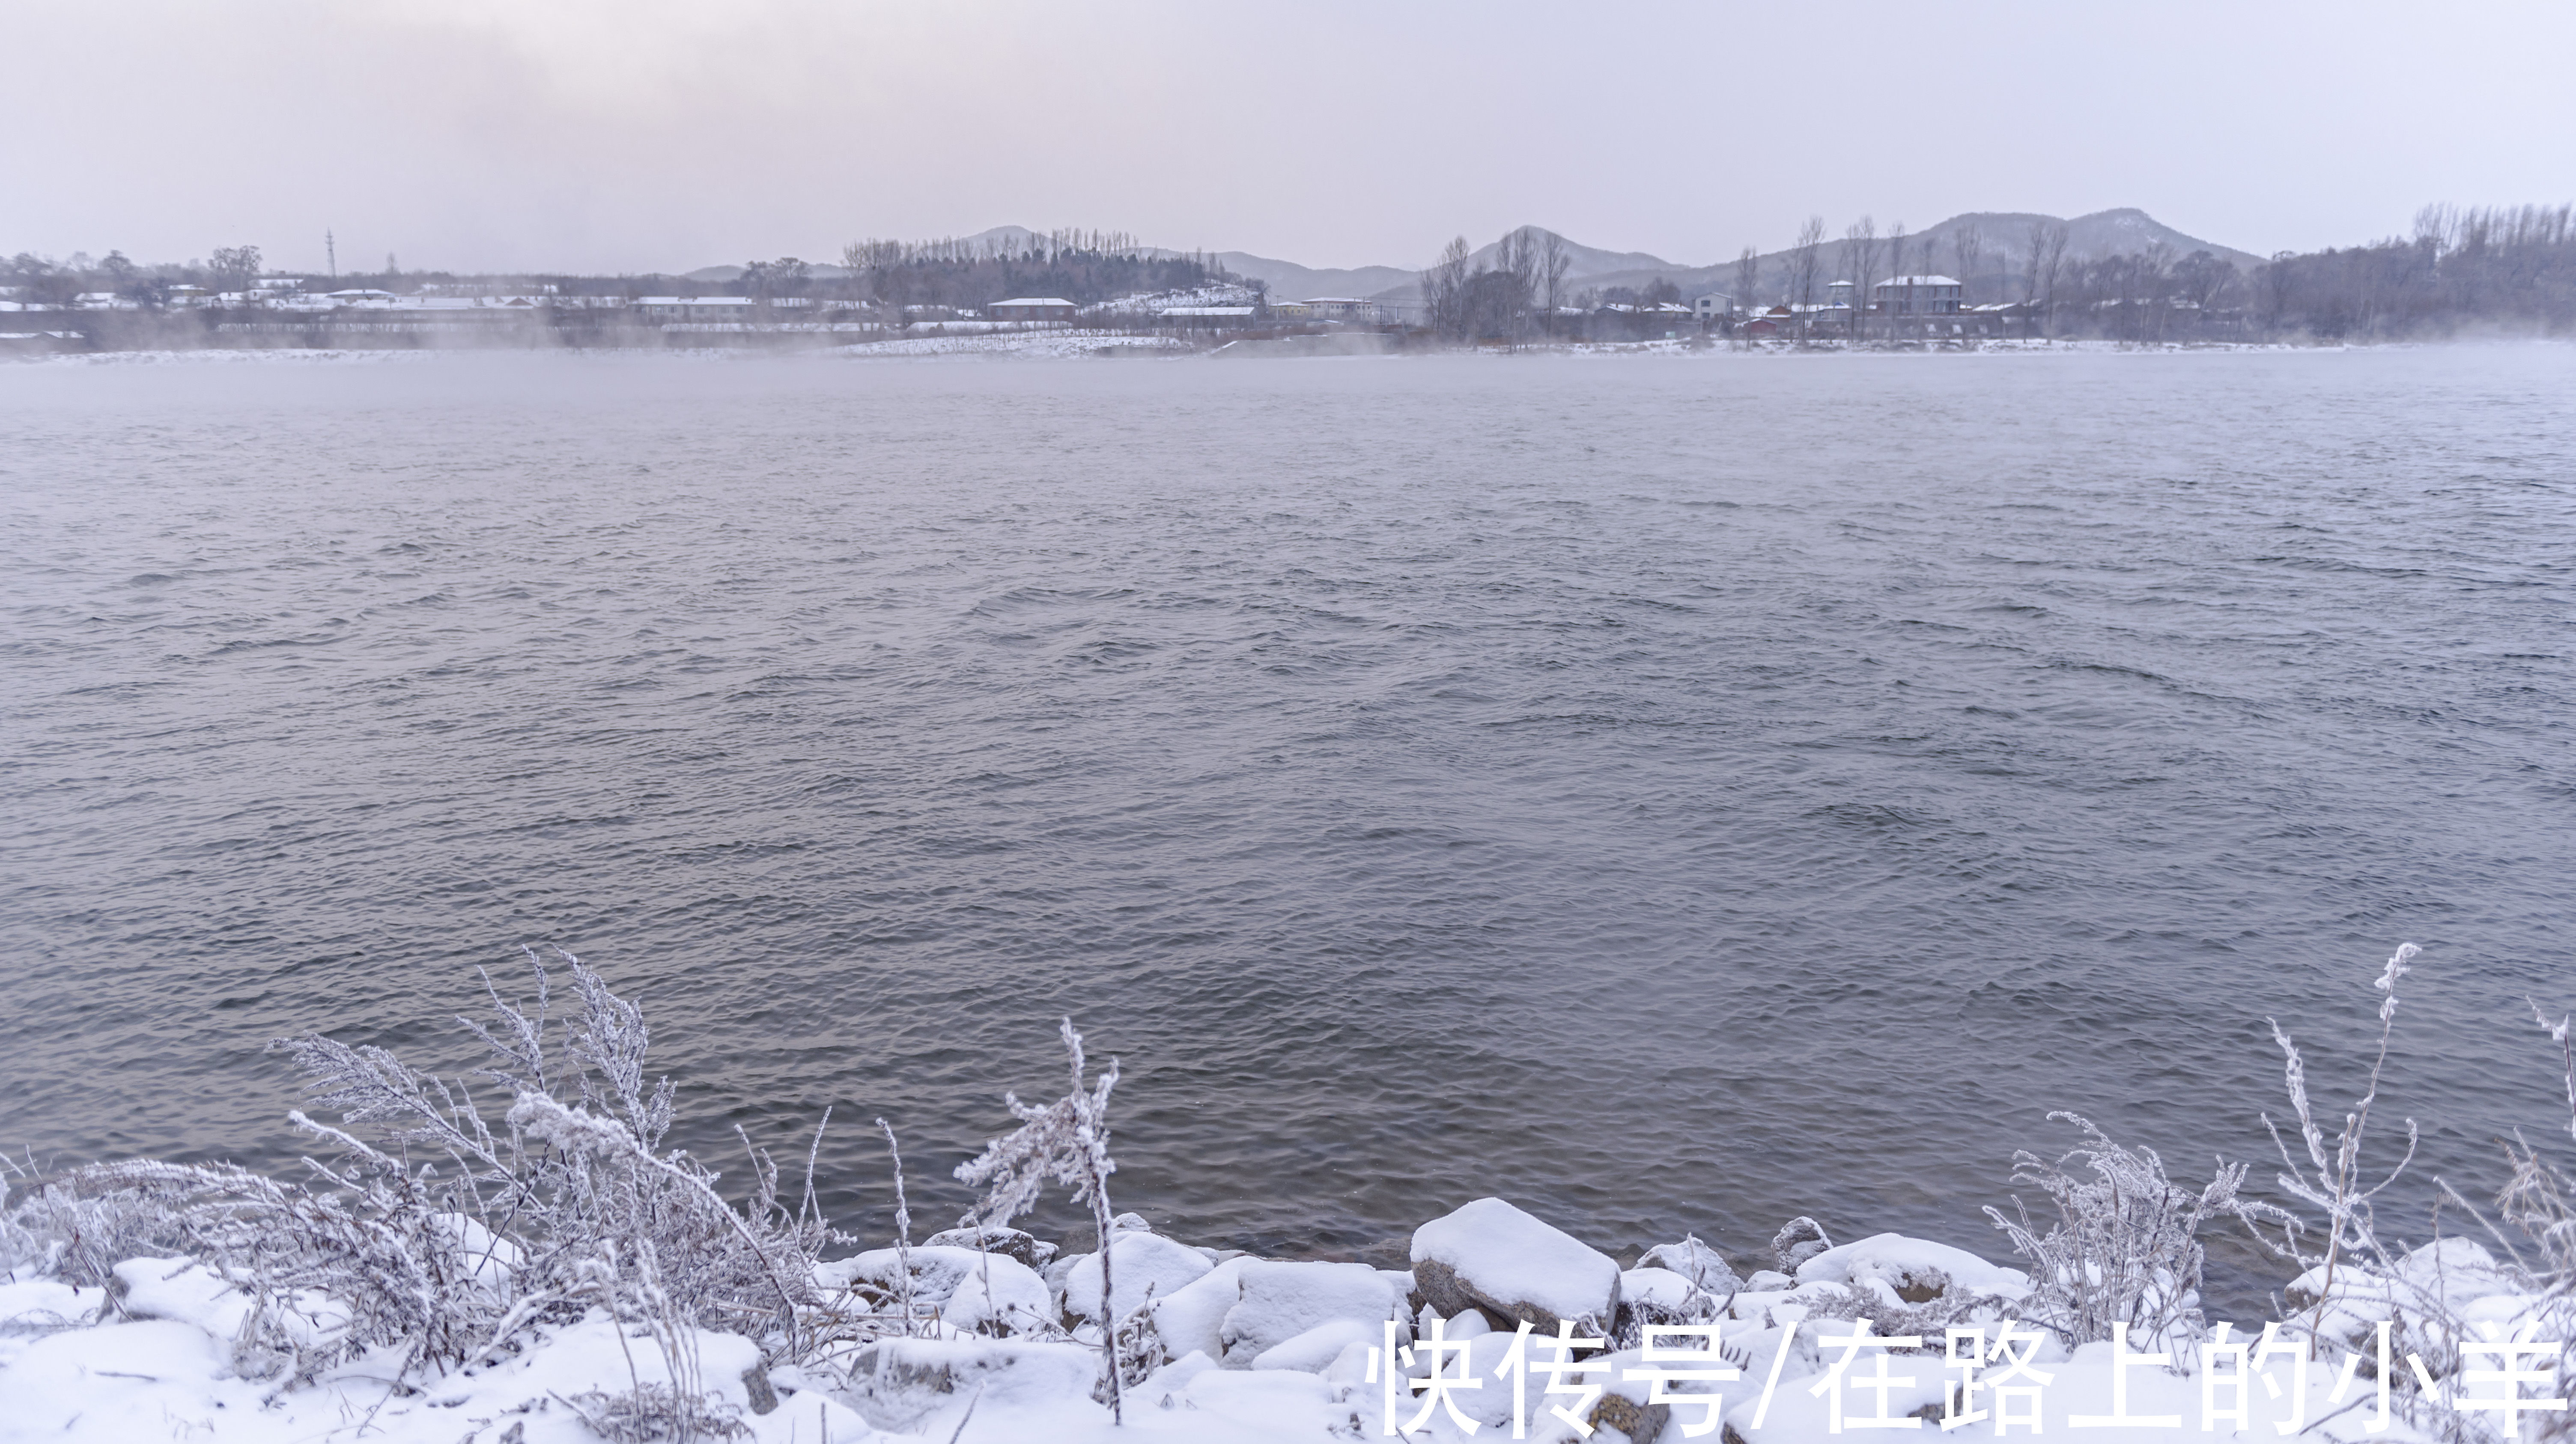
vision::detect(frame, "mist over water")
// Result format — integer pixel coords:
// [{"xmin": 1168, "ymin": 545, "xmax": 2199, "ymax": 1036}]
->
[{"xmin": 4, "ymin": 347, "xmax": 2570, "ymax": 1308}]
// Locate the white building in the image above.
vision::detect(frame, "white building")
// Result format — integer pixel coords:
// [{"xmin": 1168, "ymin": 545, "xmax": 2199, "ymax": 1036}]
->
[
  {"xmin": 988, "ymin": 297, "xmax": 1079, "ymax": 322},
  {"xmin": 1693, "ymin": 292, "xmax": 1733, "ymax": 321},
  {"xmin": 1298, "ymin": 297, "xmax": 1384, "ymax": 323},
  {"xmin": 1872, "ymin": 275, "xmax": 1963, "ymax": 315}
]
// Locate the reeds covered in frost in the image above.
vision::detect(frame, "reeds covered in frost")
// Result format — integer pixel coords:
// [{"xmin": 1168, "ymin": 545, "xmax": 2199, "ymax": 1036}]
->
[
  {"xmin": 1981, "ymin": 1112, "xmax": 2263, "ymax": 1347},
  {"xmin": 2, "ymin": 947, "xmax": 838, "ymax": 1426}
]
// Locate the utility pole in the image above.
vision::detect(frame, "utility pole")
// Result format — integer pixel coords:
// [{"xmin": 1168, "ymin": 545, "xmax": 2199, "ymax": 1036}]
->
[{"xmin": 327, "ymin": 230, "xmax": 337, "ymax": 281}]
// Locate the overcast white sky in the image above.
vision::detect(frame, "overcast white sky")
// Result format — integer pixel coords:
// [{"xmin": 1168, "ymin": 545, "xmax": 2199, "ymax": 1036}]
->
[{"xmin": 9, "ymin": 0, "xmax": 2573, "ymax": 275}]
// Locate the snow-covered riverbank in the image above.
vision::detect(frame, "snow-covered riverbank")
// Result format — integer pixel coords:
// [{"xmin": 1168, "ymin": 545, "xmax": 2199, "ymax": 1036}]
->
[
  {"xmin": 6, "ymin": 1199, "xmax": 2560, "ymax": 1443},
  {"xmin": 6, "ymin": 950, "xmax": 2569, "ymax": 1443}
]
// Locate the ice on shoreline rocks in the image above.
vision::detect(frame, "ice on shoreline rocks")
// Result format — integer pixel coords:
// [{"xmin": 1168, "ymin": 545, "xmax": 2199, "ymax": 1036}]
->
[{"xmin": 1408, "ymin": 1197, "xmax": 1622, "ymax": 1337}]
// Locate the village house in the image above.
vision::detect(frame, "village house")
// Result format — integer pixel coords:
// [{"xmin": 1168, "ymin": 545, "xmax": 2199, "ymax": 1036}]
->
[
  {"xmin": 987, "ymin": 297, "xmax": 1079, "ymax": 322},
  {"xmin": 1872, "ymin": 275, "xmax": 1964, "ymax": 315},
  {"xmin": 1155, "ymin": 305, "xmax": 1257, "ymax": 329},
  {"xmin": 633, "ymin": 297, "xmax": 757, "ymax": 322},
  {"xmin": 1297, "ymin": 298, "xmax": 1389, "ymax": 323}
]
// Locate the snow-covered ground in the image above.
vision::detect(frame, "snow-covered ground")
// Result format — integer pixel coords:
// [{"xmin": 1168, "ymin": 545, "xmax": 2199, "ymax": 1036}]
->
[
  {"xmin": 838, "ymin": 331, "xmax": 1196, "ymax": 360},
  {"xmin": 7, "ymin": 1199, "xmax": 2563, "ymax": 1443},
  {"xmin": 1085, "ymin": 283, "xmax": 1264, "ymax": 316}
]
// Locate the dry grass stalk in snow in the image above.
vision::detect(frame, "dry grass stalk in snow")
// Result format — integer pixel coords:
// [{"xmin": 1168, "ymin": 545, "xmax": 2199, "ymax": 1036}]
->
[{"xmin": 952, "ymin": 1016, "xmax": 1128, "ymax": 1422}]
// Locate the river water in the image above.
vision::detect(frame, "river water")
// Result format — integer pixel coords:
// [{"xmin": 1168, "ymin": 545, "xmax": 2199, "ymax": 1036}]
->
[{"xmin": 4, "ymin": 346, "xmax": 2570, "ymax": 1303}]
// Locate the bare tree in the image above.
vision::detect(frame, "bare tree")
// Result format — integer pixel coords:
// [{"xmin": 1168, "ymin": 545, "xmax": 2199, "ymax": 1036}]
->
[
  {"xmin": 1791, "ymin": 216, "xmax": 1825, "ymax": 340},
  {"xmin": 1491, "ymin": 229, "xmax": 1527, "ymax": 343},
  {"xmin": 1535, "ymin": 229, "xmax": 1571, "ymax": 338},
  {"xmin": 1888, "ymin": 221, "xmax": 1913, "ymax": 339},
  {"xmin": 1844, "ymin": 217, "xmax": 1880, "ymax": 343},
  {"xmin": 2137, "ymin": 240, "xmax": 2173, "ymax": 340},
  {"xmin": 1951, "ymin": 223, "xmax": 1983, "ymax": 308},
  {"xmin": 2173, "ymin": 249, "xmax": 2240, "ymax": 326},
  {"xmin": 2036, "ymin": 222, "xmax": 2069, "ymax": 337},
  {"xmin": 1422, "ymin": 236, "xmax": 1473, "ymax": 342},
  {"xmin": 1735, "ymin": 245, "xmax": 1759, "ymax": 317},
  {"xmin": 210, "ymin": 244, "xmax": 262, "ymax": 299}
]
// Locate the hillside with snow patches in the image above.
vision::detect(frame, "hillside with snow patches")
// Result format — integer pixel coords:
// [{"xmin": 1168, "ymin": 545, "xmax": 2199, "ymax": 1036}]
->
[{"xmin": 683, "ymin": 210, "xmax": 2255, "ymax": 305}]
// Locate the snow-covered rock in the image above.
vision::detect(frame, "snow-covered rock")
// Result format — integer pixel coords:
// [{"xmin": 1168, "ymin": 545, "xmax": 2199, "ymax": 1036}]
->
[
  {"xmin": 1770, "ymin": 1215, "xmax": 1834, "ymax": 1272},
  {"xmin": 1147, "ymin": 1255, "xmax": 1251, "ymax": 1361},
  {"xmin": 1251, "ymin": 1317, "xmax": 1383, "ymax": 1372},
  {"xmin": 1410, "ymin": 1198, "xmax": 1621, "ymax": 1336},
  {"xmin": 2286, "ymin": 1236, "xmax": 2523, "ymax": 1347},
  {"xmin": 1218, "ymin": 1259, "xmax": 1409, "ymax": 1366},
  {"xmin": 1618, "ymin": 1265, "xmax": 1701, "ymax": 1314},
  {"xmin": 1637, "ymin": 1235, "xmax": 1741, "ymax": 1294},
  {"xmin": 1395, "ymin": 1333, "xmax": 1681, "ymax": 1443},
  {"xmin": 841, "ymin": 1334, "xmax": 1100, "ymax": 1433},
  {"xmin": 1060, "ymin": 1229, "xmax": 1215, "ymax": 1324},
  {"xmin": 1791, "ymin": 1231, "xmax": 2030, "ymax": 1305},
  {"xmin": 920, "ymin": 1223, "xmax": 1059, "ymax": 1268},
  {"xmin": 815, "ymin": 1243, "xmax": 1054, "ymax": 1335}
]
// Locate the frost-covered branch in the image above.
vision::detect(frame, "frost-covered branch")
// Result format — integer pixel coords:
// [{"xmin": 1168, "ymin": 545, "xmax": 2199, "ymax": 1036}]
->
[{"xmin": 954, "ymin": 1017, "xmax": 1126, "ymax": 1422}]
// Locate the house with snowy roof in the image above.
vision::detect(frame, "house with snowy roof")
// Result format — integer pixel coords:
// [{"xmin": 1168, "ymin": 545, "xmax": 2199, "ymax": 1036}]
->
[
  {"xmin": 988, "ymin": 298, "xmax": 1079, "ymax": 322},
  {"xmin": 1872, "ymin": 275, "xmax": 1963, "ymax": 315}
]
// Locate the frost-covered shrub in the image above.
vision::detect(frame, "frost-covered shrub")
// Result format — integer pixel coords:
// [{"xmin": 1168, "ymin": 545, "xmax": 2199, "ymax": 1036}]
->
[
  {"xmin": 953, "ymin": 1017, "xmax": 1129, "ymax": 1420},
  {"xmin": 1, "ymin": 948, "xmax": 839, "ymax": 1395},
  {"xmin": 1, "ymin": 1163, "xmax": 191, "ymax": 1287},
  {"xmin": 1982, "ymin": 1112, "xmax": 2255, "ymax": 1346},
  {"xmin": 2236, "ymin": 946, "xmax": 2576, "ymax": 1442}
]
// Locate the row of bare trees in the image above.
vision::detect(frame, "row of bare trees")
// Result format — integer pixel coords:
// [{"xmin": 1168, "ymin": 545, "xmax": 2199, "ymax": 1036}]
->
[
  {"xmin": 1759, "ymin": 215, "xmax": 2075, "ymax": 339},
  {"xmin": 1421, "ymin": 227, "xmax": 1574, "ymax": 343},
  {"xmin": 837, "ymin": 236, "xmax": 1234, "ymax": 312},
  {"xmin": 2251, "ymin": 203, "xmax": 2576, "ymax": 338}
]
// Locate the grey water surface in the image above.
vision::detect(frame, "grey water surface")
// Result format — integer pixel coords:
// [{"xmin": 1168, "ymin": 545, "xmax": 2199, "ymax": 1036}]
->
[{"xmin": 4, "ymin": 346, "xmax": 2570, "ymax": 1305}]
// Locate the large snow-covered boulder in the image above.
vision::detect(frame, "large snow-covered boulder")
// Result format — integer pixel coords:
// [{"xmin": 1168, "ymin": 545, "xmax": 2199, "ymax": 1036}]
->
[
  {"xmin": 1147, "ymin": 1256, "xmax": 1251, "ymax": 1362},
  {"xmin": 1792, "ymin": 1232, "xmax": 2030, "ymax": 1305},
  {"xmin": 1217, "ymin": 1259, "xmax": 1410, "ymax": 1366},
  {"xmin": 1059, "ymin": 1229, "xmax": 1215, "ymax": 1324},
  {"xmin": 1410, "ymin": 1197, "xmax": 1621, "ymax": 1337}
]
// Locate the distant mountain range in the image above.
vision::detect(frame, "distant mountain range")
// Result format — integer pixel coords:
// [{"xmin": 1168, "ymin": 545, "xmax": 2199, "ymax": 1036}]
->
[{"xmin": 681, "ymin": 210, "xmax": 2258, "ymax": 301}]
